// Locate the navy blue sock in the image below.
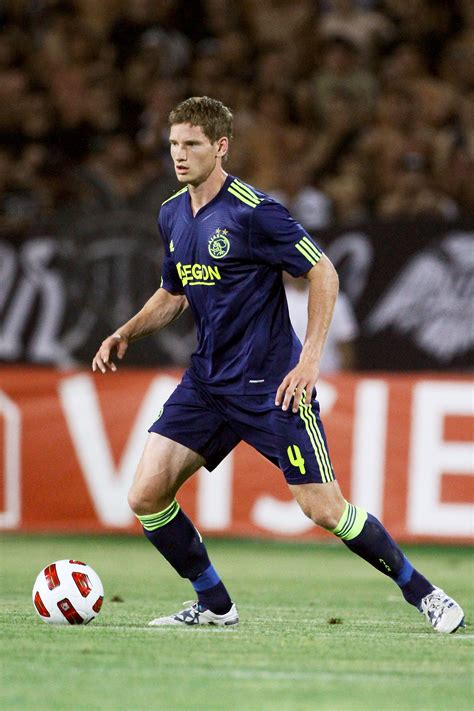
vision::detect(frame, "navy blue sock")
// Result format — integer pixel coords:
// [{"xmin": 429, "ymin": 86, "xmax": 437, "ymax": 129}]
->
[
  {"xmin": 191, "ymin": 565, "xmax": 232, "ymax": 614},
  {"xmin": 332, "ymin": 503, "xmax": 434, "ymax": 608},
  {"xmin": 137, "ymin": 501, "xmax": 232, "ymax": 614}
]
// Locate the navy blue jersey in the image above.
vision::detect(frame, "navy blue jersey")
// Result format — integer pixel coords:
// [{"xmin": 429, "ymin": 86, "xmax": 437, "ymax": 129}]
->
[{"xmin": 158, "ymin": 174, "xmax": 324, "ymax": 394}]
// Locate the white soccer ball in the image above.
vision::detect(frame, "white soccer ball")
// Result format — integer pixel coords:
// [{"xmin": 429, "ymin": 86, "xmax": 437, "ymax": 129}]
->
[{"xmin": 32, "ymin": 559, "xmax": 104, "ymax": 625}]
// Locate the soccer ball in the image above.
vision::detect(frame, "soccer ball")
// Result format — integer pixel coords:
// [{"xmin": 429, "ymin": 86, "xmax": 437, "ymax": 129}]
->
[{"xmin": 32, "ymin": 559, "xmax": 104, "ymax": 625}]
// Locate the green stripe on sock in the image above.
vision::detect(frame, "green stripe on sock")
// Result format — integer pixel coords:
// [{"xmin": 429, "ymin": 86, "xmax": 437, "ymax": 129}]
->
[
  {"xmin": 137, "ymin": 500, "xmax": 180, "ymax": 531},
  {"xmin": 331, "ymin": 501, "xmax": 368, "ymax": 540}
]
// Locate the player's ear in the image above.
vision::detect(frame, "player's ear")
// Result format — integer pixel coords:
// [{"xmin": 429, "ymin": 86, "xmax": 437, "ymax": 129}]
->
[{"xmin": 216, "ymin": 137, "xmax": 228, "ymax": 158}]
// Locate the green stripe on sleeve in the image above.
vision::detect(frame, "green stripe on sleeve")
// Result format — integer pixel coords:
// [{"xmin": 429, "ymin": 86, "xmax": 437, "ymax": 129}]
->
[
  {"xmin": 229, "ymin": 181, "xmax": 261, "ymax": 204},
  {"xmin": 300, "ymin": 236, "xmax": 322, "ymax": 261},
  {"xmin": 233, "ymin": 178, "xmax": 262, "ymax": 203},
  {"xmin": 228, "ymin": 185, "xmax": 260, "ymax": 207},
  {"xmin": 295, "ymin": 242, "xmax": 317, "ymax": 265}
]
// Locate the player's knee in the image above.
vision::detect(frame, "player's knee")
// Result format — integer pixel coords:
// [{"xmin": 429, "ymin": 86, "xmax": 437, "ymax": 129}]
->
[
  {"xmin": 301, "ymin": 505, "xmax": 341, "ymax": 530},
  {"xmin": 313, "ymin": 510, "xmax": 341, "ymax": 530},
  {"xmin": 296, "ymin": 494, "xmax": 344, "ymax": 530},
  {"xmin": 127, "ymin": 483, "xmax": 168, "ymax": 516},
  {"xmin": 127, "ymin": 486, "xmax": 150, "ymax": 516}
]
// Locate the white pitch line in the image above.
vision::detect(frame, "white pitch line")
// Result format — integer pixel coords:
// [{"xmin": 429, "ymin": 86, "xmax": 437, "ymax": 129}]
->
[{"xmin": 97, "ymin": 624, "xmax": 473, "ymax": 641}]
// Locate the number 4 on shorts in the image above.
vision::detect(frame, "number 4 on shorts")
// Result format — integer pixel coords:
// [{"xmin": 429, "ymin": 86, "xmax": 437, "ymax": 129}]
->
[{"xmin": 287, "ymin": 444, "xmax": 306, "ymax": 475}]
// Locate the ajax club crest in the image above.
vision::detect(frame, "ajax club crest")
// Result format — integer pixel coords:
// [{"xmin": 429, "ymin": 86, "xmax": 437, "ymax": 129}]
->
[{"xmin": 208, "ymin": 228, "xmax": 230, "ymax": 259}]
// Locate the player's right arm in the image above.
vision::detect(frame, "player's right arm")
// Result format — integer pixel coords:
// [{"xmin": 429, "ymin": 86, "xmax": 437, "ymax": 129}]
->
[{"xmin": 92, "ymin": 287, "xmax": 188, "ymax": 374}]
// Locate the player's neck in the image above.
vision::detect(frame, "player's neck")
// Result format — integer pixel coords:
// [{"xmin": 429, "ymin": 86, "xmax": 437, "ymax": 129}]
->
[{"xmin": 188, "ymin": 169, "xmax": 228, "ymax": 216}]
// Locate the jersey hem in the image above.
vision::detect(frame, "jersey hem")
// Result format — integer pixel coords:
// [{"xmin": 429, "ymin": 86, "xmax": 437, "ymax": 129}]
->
[{"xmin": 186, "ymin": 368, "xmax": 281, "ymax": 396}]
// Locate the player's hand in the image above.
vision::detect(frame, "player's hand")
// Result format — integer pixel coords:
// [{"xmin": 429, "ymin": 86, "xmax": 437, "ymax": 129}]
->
[
  {"xmin": 92, "ymin": 333, "xmax": 129, "ymax": 374},
  {"xmin": 275, "ymin": 360, "xmax": 319, "ymax": 413}
]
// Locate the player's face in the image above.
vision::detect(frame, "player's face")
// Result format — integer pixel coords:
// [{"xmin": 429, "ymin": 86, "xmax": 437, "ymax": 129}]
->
[{"xmin": 169, "ymin": 123, "xmax": 227, "ymax": 187}]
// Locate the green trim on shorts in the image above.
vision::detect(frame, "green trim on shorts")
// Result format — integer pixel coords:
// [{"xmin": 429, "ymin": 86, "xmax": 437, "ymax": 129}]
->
[{"xmin": 298, "ymin": 392, "xmax": 334, "ymax": 483}]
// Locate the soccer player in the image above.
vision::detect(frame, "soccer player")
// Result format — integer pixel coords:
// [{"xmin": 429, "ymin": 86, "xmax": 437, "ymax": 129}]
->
[{"xmin": 92, "ymin": 97, "xmax": 464, "ymax": 633}]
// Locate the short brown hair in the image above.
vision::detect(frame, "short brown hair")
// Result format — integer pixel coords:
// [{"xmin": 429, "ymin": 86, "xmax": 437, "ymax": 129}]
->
[{"xmin": 168, "ymin": 96, "xmax": 233, "ymax": 143}]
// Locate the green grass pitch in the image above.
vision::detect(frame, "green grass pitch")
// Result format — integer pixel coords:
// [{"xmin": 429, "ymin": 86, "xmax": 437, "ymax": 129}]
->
[{"xmin": 1, "ymin": 535, "xmax": 473, "ymax": 711}]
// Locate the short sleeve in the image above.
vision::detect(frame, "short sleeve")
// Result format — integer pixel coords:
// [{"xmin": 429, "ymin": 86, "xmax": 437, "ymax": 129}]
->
[
  {"xmin": 158, "ymin": 212, "xmax": 184, "ymax": 295},
  {"xmin": 250, "ymin": 201, "xmax": 324, "ymax": 277}
]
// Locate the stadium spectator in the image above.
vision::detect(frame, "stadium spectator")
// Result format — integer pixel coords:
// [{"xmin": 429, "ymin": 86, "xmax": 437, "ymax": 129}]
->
[
  {"xmin": 213, "ymin": 29, "xmax": 253, "ymax": 83},
  {"xmin": 82, "ymin": 132, "xmax": 146, "ymax": 203},
  {"xmin": 306, "ymin": 88, "xmax": 364, "ymax": 179},
  {"xmin": 309, "ymin": 36, "xmax": 378, "ymax": 124},
  {"xmin": 241, "ymin": 0, "xmax": 316, "ymax": 48},
  {"xmin": 433, "ymin": 90, "xmax": 474, "ymax": 213},
  {"xmin": 377, "ymin": 152, "xmax": 460, "ymax": 220},
  {"xmin": 439, "ymin": 29, "xmax": 474, "ymax": 94},
  {"xmin": 319, "ymin": 0, "xmax": 395, "ymax": 61},
  {"xmin": 284, "ymin": 276, "xmax": 358, "ymax": 373},
  {"xmin": 356, "ymin": 87, "xmax": 436, "ymax": 203},
  {"xmin": 234, "ymin": 90, "xmax": 309, "ymax": 191},
  {"xmin": 270, "ymin": 161, "xmax": 332, "ymax": 232},
  {"xmin": 323, "ymin": 170, "xmax": 369, "ymax": 224},
  {"xmin": 381, "ymin": 42, "xmax": 459, "ymax": 129},
  {"xmin": 109, "ymin": 0, "xmax": 189, "ymax": 71}
]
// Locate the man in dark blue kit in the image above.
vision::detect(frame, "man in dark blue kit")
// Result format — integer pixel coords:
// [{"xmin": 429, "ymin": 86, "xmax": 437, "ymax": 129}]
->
[{"xmin": 92, "ymin": 96, "xmax": 463, "ymax": 633}]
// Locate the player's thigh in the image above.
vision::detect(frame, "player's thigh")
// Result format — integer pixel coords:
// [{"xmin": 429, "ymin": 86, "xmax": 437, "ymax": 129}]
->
[
  {"xmin": 231, "ymin": 392, "xmax": 336, "ymax": 486},
  {"xmin": 129, "ymin": 432, "xmax": 205, "ymax": 514},
  {"xmin": 149, "ymin": 375, "xmax": 240, "ymax": 472}
]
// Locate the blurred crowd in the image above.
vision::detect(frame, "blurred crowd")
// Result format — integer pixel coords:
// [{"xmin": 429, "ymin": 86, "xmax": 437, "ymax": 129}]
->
[{"xmin": 1, "ymin": 0, "xmax": 473, "ymax": 236}]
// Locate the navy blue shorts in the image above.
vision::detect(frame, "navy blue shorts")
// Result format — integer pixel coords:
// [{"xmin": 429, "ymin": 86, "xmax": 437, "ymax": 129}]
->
[{"xmin": 149, "ymin": 371, "xmax": 335, "ymax": 485}]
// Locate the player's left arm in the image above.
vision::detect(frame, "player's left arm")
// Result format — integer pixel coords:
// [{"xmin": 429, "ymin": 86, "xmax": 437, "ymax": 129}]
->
[{"xmin": 275, "ymin": 255, "xmax": 339, "ymax": 412}]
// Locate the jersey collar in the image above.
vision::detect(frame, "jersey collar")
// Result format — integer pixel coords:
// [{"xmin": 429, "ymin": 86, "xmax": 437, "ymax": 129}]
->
[{"xmin": 185, "ymin": 174, "xmax": 234, "ymax": 220}]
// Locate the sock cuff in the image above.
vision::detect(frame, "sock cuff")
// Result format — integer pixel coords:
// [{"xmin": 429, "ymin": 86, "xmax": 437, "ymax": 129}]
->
[
  {"xmin": 191, "ymin": 564, "xmax": 221, "ymax": 592},
  {"xmin": 331, "ymin": 500, "xmax": 368, "ymax": 541},
  {"xmin": 137, "ymin": 500, "xmax": 180, "ymax": 531},
  {"xmin": 394, "ymin": 556, "xmax": 414, "ymax": 587}
]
